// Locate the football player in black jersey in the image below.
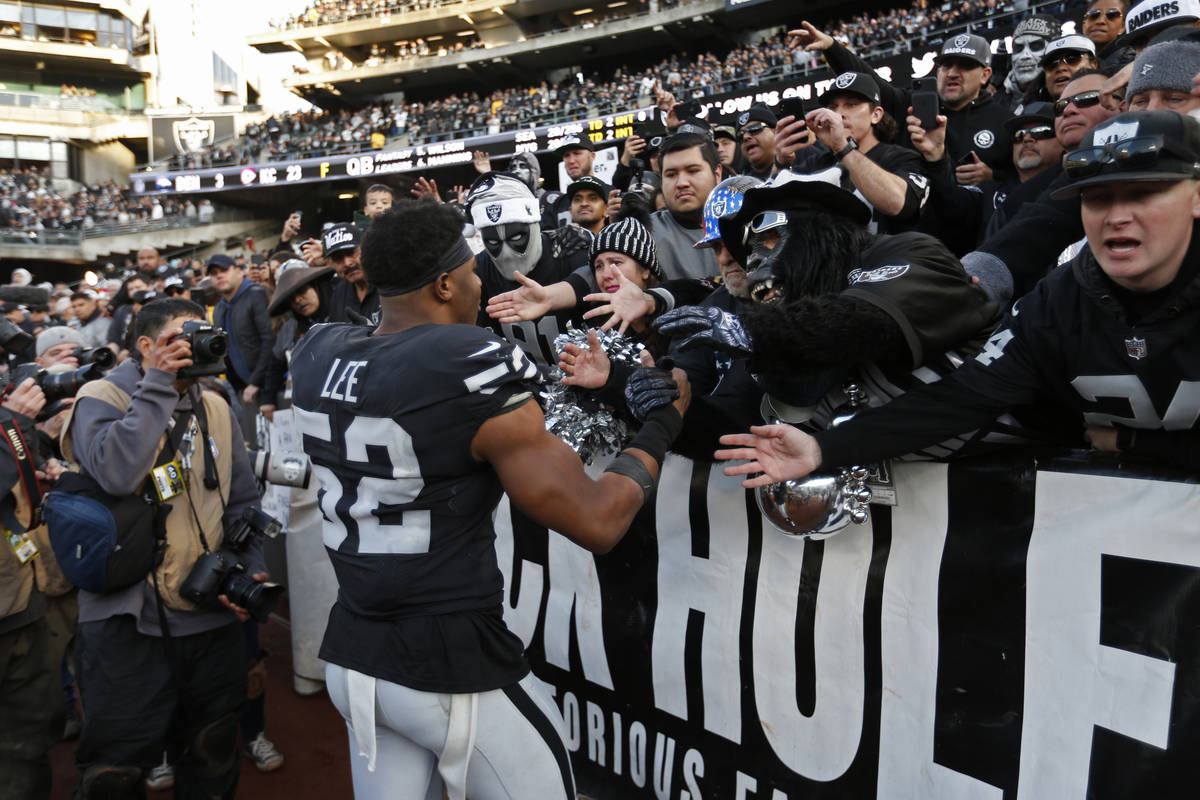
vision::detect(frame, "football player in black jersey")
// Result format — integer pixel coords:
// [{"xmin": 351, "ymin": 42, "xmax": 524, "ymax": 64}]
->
[
  {"xmin": 716, "ymin": 110, "xmax": 1200, "ymax": 481},
  {"xmin": 290, "ymin": 200, "xmax": 689, "ymax": 800}
]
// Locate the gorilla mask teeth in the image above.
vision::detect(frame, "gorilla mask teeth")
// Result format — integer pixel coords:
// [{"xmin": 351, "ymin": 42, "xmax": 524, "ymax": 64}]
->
[{"xmin": 751, "ymin": 277, "xmax": 784, "ymax": 305}]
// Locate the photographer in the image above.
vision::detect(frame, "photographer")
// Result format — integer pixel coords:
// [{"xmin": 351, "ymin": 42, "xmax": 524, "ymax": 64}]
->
[
  {"xmin": 0, "ymin": 377, "xmax": 58, "ymax": 800},
  {"xmin": 64, "ymin": 298, "xmax": 265, "ymax": 799}
]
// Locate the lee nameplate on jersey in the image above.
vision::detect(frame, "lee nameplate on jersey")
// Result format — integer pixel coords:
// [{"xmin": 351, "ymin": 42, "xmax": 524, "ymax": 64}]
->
[
  {"xmin": 7, "ymin": 529, "xmax": 38, "ymax": 564},
  {"xmin": 867, "ymin": 461, "xmax": 898, "ymax": 506},
  {"xmin": 151, "ymin": 461, "xmax": 187, "ymax": 501}
]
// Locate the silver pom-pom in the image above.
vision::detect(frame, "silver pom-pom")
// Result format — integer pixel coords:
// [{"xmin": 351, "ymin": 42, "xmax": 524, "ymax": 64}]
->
[{"xmin": 540, "ymin": 328, "xmax": 646, "ymax": 465}]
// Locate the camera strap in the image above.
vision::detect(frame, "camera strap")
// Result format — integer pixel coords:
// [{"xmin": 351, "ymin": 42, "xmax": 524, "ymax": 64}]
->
[
  {"xmin": 189, "ymin": 388, "xmax": 220, "ymax": 492},
  {"xmin": 0, "ymin": 415, "xmax": 42, "ymax": 527}
]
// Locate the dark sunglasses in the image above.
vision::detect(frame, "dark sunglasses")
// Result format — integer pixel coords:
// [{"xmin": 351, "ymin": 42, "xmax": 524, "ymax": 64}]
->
[
  {"xmin": 1062, "ymin": 135, "xmax": 1170, "ymax": 180},
  {"xmin": 1012, "ymin": 125, "xmax": 1056, "ymax": 143},
  {"xmin": 739, "ymin": 123, "xmax": 769, "ymax": 137},
  {"xmin": 1054, "ymin": 89, "xmax": 1103, "ymax": 116},
  {"xmin": 1084, "ymin": 7, "xmax": 1123, "ymax": 20},
  {"xmin": 1043, "ymin": 52, "xmax": 1087, "ymax": 70}
]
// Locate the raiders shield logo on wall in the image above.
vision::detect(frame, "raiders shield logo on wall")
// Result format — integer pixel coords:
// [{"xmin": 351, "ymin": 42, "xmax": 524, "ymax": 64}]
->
[{"xmin": 172, "ymin": 117, "xmax": 216, "ymax": 154}]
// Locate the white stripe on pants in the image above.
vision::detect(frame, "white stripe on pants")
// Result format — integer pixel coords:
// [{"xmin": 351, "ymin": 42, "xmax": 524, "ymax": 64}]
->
[{"xmin": 326, "ymin": 664, "xmax": 576, "ymax": 800}]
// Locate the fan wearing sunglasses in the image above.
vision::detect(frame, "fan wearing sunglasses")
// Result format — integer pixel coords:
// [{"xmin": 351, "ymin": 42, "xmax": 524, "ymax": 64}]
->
[
  {"xmin": 1032, "ymin": 34, "xmax": 1098, "ymax": 102},
  {"xmin": 1082, "ymin": 0, "xmax": 1134, "ymax": 64},
  {"xmin": 715, "ymin": 110, "xmax": 1200, "ymax": 487},
  {"xmin": 909, "ymin": 101, "xmax": 1063, "ymax": 254}
]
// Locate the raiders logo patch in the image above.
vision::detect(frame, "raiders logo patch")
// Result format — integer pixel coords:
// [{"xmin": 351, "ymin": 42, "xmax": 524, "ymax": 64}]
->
[
  {"xmin": 486, "ymin": 203, "xmax": 503, "ymax": 223},
  {"xmin": 974, "ymin": 129, "xmax": 995, "ymax": 148},
  {"xmin": 711, "ymin": 197, "xmax": 727, "ymax": 217},
  {"xmin": 738, "ymin": 112, "xmax": 750, "ymax": 126},
  {"xmin": 847, "ymin": 264, "xmax": 910, "ymax": 285},
  {"xmin": 835, "ymin": 72, "xmax": 856, "ymax": 89},
  {"xmin": 953, "ymin": 34, "xmax": 971, "ymax": 48}
]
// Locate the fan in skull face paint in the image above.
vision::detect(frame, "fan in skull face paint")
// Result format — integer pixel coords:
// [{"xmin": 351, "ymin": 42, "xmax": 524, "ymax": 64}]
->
[{"xmin": 1006, "ymin": 16, "xmax": 1062, "ymax": 97}]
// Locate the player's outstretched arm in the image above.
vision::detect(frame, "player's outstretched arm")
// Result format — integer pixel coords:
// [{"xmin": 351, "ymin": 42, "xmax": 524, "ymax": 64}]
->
[
  {"xmin": 715, "ymin": 424, "xmax": 823, "ymax": 488},
  {"xmin": 473, "ymin": 371, "xmax": 690, "ymax": 553},
  {"xmin": 485, "ymin": 272, "xmax": 577, "ymax": 323}
]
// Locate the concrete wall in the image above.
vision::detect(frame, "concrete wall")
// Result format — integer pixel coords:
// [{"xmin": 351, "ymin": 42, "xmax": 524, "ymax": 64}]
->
[{"xmin": 82, "ymin": 141, "xmax": 137, "ymax": 185}]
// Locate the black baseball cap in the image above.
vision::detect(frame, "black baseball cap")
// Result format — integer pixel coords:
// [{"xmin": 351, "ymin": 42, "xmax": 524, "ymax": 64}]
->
[
  {"xmin": 566, "ymin": 175, "xmax": 610, "ymax": 201},
  {"xmin": 205, "ymin": 254, "xmax": 236, "ymax": 274},
  {"xmin": 322, "ymin": 223, "xmax": 361, "ymax": 258},
  {"xmin": 736, "ymin": 105, "xmax": 777, "ymax": 132},
  {"xmin": 821, "ymin": 72, "xmax": 883, "ymax": 106},
  {"xmin": 1002, "ymin": 101, "xmax": 1055, "ymax": 135},
  {"xmin": 556, "ymin": 135, "xmax": 595, "ymax": 154},
  {"xmin": 936, "ymin": 33, "xmax": 992, "ymax": 67},
  {"xmin": 1052, "ymin": 110, "xmax": 1200, "ymax": 198}
]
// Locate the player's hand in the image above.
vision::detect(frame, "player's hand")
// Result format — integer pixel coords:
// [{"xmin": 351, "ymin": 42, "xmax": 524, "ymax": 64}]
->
[
  {"xmin": 1085, "ymin": 426, "xmax": 1120, "ymax": 452},
  {"xmin": 955, "ymin": 152, "xmax": 992, "ymax": 186},
  {"xmin": 144, "ymin": 327, "xmax": 193, "ymax": 377},
  {"xmin": 654, "ymin": 306, "xmax": 753, "ymax": 358},
  {"xmin": 582, "ymin": 270, "xmax": 655, "ymax": 333},
  {"xmin": 774, "ymin": 115, "xmax": 812, "ymax": 165},
  {"xmin": 786, "ymin": 21, "xmax": 834, "ymax": 52},
  {"xmin": 716, "ymin": 425, "xmax": 823, "ymax": 488},
  {"xmin": 220, "ymin": 572, "xmax": 269, "ymax": 623},
  {"xmin": 806, "ymin": 108, "xmax": 849, "ymax": 152},
  {"xmin": 559, "ymin": 329, "xmax": 611, "ymax": 389},
  {"xmin": 621, "ymin": 135, "xmax": 647, "ymax": 166},
  {"xmin": 906, "ymin": 110, "xmax": 948, "ymax": 163},
  {"xmin": 472, "ymin": 150, "xmax": 491, "ymax": 174},
  {"xmin": 2, "ymin": 378, "xmax": 45, "ymax": 420},
  {"xmin": 624, "ymin": 363, "xmax": 680, "ymax": 421},
  {"xmin": 410, "ymin": 176, "xmax": 443, "ymax": 202},
  {"xmin": 485, "ymin": 271, "xmax": 552, "ymax": 323}
]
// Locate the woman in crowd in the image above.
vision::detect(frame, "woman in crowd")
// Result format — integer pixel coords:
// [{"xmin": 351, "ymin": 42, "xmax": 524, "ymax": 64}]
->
[{"xmin": 260, "ymin": 264, "xmax": 334, "ymax": 421}]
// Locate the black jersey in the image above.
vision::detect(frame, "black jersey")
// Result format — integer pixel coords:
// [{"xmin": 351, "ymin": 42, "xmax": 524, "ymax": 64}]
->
[
  {"xmin": 817, "ymin": 242, "xmax": 1200, "ymax": 471},
  {"xmin": 291, "ymin": 322, "xmax": 540, "ymax": 692},
  {"xmin": 475, "ymin": 227, "xmax": 591, "ymax": 369}
]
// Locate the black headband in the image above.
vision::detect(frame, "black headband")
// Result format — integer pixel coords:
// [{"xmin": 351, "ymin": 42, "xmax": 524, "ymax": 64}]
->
[{"xmin": 376, "ymin": 237, "xmax": 475, "ymax": 297}]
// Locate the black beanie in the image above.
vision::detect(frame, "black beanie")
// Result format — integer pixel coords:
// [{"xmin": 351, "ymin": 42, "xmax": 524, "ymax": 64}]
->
[{"xmin": 589, "ymin": 218, "xmax": 663, "ymax": 281}]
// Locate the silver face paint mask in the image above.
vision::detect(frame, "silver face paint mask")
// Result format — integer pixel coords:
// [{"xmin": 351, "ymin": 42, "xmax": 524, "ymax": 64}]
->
[
  {"xmin": 1011, "ymin": 34, "xmax": 1049, "ymax": 88},
  {"xmin": 481, "ymin": 222, "xmax": 543, "ymax": 277}
]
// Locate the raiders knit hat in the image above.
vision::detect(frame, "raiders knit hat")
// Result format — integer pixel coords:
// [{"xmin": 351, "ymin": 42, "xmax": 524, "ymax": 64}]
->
[
  {"xmin": 1040, "ymin": 34, "xmax": 1097, "ymax": 67},
  {"xmin": 35, "ymin": 326, "xmax": 85, "ymax": 358},
  {"xmin": 467, "ymin": 172, "xmax": 540, "ymax": 229},
  {"xmin": 1012, "ymin": 14, "xmax": 1062, "ymax": 41},
  {"xmin": 1127, "ymin": 40, "xmax": 1200, "ymax": 98},
  {"xmin": 589, "ymin": 218, "xmax": 663, "ymax": 280},
  {"xmin": 1052, "ymin": 109, "xmax": 1200, "ymax": 197},
  {"xmin": 1123, "ymin": 0, "xmax": 1200, "ymax": 46},
  {"xmin": 821, "ymin": 72, "xmax": 883, "ymax": 106},
  {"xmin": 322, "ymin": 223, "xmax": 362, "ymax": 258},
  {"xmin": 937, "ymin": 33, "xmax": 992, "ymax": 67}
]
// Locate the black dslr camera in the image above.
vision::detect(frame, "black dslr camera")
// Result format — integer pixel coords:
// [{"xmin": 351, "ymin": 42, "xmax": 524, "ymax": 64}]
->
[
  {"xmin": 0, "ymin": 361, "xmax": 106, "ymax": 406},
  {"xmin": 180, "ymin": 507, "xmax": 285, "ymax": 622},
  {"xmin": 0, "ymin": 317, "xmax": 33, "ymax": 356},
  {"xmin": 73, "ymin": 346, "xmax": 115, "ymax": 369},
  {"xmin": 170, "ymin": 320, "xmax": 228, "ymax": 378}
]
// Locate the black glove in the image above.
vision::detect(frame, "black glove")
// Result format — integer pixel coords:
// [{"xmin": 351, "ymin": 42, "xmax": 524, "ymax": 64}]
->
[
  {"xmin": 654, "ymin": 306, "xmax": 753, "ymax": 357},
  {"xmin": 624, "ymin": 366, "xmax": 680, "ymax": 422}
]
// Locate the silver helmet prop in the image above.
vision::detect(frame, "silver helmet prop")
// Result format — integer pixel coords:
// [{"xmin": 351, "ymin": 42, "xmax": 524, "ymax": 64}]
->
[
  {"xmin": 467, "ymin": 172, "xmax": 544, "ymax": 277},
  {"xmin": 757, "ymin": 385, "xmax": 874, "ymax": 539}
]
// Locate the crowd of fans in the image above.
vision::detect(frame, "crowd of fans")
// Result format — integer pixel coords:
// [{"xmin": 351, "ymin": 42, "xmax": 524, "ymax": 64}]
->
[
  {"xmin": 12, "ymin": 0, "xmax": 1200, "ymax": 795},
  {"xmin": 0, "ymin": 167, "xmax": 216, "ymax": 233}
]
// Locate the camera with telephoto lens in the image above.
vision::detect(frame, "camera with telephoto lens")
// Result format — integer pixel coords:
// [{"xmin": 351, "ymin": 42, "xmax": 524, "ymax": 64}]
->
[
  {"xmin": 0, "ymin": 361, "xmax": 105, "ymax": 406},
  {"xmin": 72, "ymin": 346, "xmax": 115, "ymax": 369},
  {"xmin": 170, "ymin": 320, "xmax": 228, "ymax": 378},
  {"xmin": 180, "ymin": 507, "xmax": 285, "ymax": 623},
  {"xmin": 247, "ymin": 449, "xmax": 312, "ymax": 488}
]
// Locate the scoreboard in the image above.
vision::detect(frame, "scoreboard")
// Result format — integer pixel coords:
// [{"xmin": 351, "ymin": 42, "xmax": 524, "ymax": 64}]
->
[{"xmin": 131, "ymin": 108, "xmax": 646, "ymax": 196}]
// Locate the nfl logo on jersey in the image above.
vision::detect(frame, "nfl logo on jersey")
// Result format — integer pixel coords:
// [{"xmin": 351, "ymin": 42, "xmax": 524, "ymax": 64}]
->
[{"xmin": 1125, "ymin": 336, "xmax": 1148, "ymax": 360}]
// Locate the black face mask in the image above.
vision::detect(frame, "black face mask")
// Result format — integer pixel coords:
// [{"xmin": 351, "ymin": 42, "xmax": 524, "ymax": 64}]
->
[
  {"xmin": 481, "ymin": 223, "xmax": 531, "ymax": 258},
  {"xmin": 480, "ymin": 222, "xmax": 543, "ymax": 277}
]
